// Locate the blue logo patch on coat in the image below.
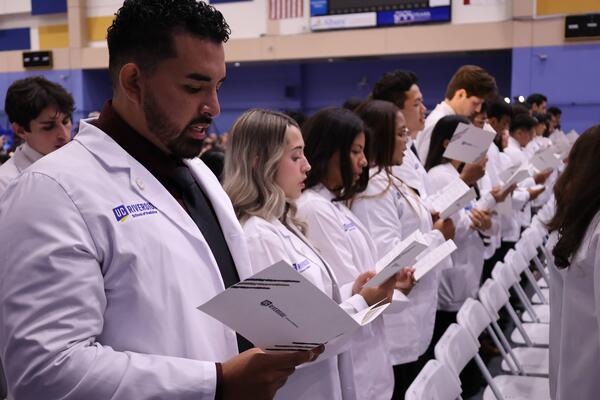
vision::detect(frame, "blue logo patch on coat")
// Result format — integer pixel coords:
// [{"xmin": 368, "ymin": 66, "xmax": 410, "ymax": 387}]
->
[
  {"xmin": 292, "ymin": 259, "xmax": 311, "ymax": 273},
  {"xmin": 113, "ymin": 202, "xmax": 158, "ymax": 222},
  {"xmin": 343, "ymin": 222, "xmax": 357, "ymax": 232}
]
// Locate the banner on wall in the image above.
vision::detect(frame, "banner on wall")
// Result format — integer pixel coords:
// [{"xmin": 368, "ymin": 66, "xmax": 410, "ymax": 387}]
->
[{"xmin": 269, "ymin": 0, "xmax": 304, "ymax": 19}]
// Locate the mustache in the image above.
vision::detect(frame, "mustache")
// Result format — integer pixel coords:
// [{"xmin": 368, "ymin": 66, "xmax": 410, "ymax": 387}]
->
[{"xmin": 186, "ymin": 115, "xmax": 213, "ymax": 127}]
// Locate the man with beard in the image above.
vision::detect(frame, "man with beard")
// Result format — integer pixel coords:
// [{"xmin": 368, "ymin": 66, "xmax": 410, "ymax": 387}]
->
[
  {"xmin": 0, "ymin": 1, "xmax": 320, "ymax": 399},
  {"xmin": 415, "ymin": 65, "xmax": 497, "ymax": 164}
]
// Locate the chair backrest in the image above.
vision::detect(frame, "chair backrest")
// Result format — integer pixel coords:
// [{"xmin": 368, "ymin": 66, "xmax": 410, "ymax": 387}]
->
[
  {"xmin": 505, "ymin": 248, "xmax": 528, "ymax": 274},
  {"xmin": 491, "ymin": 261, "xmax": 518, "ymax": 290},
  {"xmin": 515, "ymin": 236, "xmax": 535, "ymax": 261},
  {"xmin": 405, "ymin": 359, "xmax": 461, "ymax": 400},
  {"xmin": 434, "ymin": 323, "xmax": 478, "ymax": 378},
  {"xmin": 478, "ymin": 278, "xmax": 508, "ymax": 319},
  {"xmin": 456, "ymin": 298, "xmax": 492, "ymax": 341}
]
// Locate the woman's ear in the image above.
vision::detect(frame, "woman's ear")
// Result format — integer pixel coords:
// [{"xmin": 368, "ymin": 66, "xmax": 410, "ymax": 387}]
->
[{"xmin": 442, "ymin": 138, "xmax": 450, "ymax": 149}]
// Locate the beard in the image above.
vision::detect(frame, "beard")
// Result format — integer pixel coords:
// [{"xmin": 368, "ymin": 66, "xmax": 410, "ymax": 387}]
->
[{"xmin": 142, "ymin": 89, "xmax": 212, "ymax": 159}]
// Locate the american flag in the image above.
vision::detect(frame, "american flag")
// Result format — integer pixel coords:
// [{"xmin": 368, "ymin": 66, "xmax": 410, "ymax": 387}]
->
[{"xmin": 269, "ymin": 0, "xmax": 304, "ymax": 19}]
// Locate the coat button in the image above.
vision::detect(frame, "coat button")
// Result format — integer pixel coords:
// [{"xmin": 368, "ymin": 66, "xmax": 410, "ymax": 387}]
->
[{"xmin": 136, "ymin": 178, "xmax": 145, "ymax": 190}]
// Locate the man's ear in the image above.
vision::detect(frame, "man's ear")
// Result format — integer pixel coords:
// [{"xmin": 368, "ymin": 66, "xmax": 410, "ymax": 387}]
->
[
  {"xmin": 455, "ymin": 88, "xmax": 467, "ymax": 100},
  {"xmin": 11, "ymin": 122, "xmax": 27, "ymax": 141},
  {"xmin": 118, "ymin": 63, "xmax": 144, "ymax": 106}
]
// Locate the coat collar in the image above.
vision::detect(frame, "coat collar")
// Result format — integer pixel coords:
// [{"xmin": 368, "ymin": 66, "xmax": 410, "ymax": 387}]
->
[
  {"xmin": 75, "ymin": 120, "xmax": 252, "ymax": 281},
  {"xmin": 13, "ymin": 142, "xmax": 44, "ymax": 172}
]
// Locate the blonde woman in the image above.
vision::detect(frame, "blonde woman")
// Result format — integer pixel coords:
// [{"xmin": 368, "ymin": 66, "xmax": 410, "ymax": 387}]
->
[{"xmin": 223, "ymin": 109, "xmax": 395, "ymax": 400}]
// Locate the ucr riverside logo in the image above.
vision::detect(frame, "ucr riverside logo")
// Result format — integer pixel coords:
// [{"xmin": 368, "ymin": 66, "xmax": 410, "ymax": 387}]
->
[
  {"xmin": 261, "ymin": 300, "xmax": 299, "ymax": 328},
  {"xmin": 113, "ymin": 202, "xmax": 158, "ymax": 222}
]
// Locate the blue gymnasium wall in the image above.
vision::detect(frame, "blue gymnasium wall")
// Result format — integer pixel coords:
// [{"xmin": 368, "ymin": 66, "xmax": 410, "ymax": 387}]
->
[
  {"xmin": 214, "ymin": 49, "xmax": 513, "ymax": 133},
  {"xmin": 512, "ymin": 43, "xmax": 600, "ymax": 134}
]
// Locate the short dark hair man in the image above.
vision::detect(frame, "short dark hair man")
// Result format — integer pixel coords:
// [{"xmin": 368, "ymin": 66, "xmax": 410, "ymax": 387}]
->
[
  {"xmin": 526, "ymin": 93, "xmax": 548, "ymax": 114},
  {"xmin": 415, "ymin": 65, "xmax": 497, "ymax": 162},
  {"xmin": 487, "ymin": 99, "xmax": 512, "ymax": 150},
  {"xmin": 0, "ymin": 1, "xmax": 317, "ymax": 399},
  {"xmin": 547, "ymin": 106, "xmax": 562, "ymax": 131},
  {"xmin": 0, "ymin": 76, "xmax": 73, "ymax": 193}
]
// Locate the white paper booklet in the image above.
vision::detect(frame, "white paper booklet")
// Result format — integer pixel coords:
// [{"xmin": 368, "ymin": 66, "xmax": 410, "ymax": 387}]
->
[
  {"xmin": 442, "ymin": 122, "xmax": 496, "ymax": 164},
  {"xmin": 499, "ymin": 163, "xmax": 531, "ymax": 191},
  {"xmin": 566, "ymin": 130, "xmax": 579, "ymax": 144},
  {"xmin": 413, "ymin": 240, "xmax": 457, "ymax": 281},
  {"xmin": 429, "ymin": 178, "xmax": 477, "ymax": 219},
  {"xmin": 363, "ymin": 230, "xmax": 429, "ymax": 288},
  {"xmin": 530, "ymin": 146, "xmax": 561, "ymax": 172},
  {"xmin": 197, "ymin": 260, "xmax": 389, "ymax": 351}
]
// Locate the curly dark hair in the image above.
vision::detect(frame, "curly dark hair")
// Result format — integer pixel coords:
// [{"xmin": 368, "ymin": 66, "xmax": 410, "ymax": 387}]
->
[{"xmin": 107, "ymin": 0, "xmax": 230, "ymax": 86}]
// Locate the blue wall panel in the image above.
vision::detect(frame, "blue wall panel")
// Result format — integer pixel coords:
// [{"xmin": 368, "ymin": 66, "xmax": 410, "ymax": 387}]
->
[
  {"xmin": 512, "ymin": 43, "xmax": 600, "ymax": 133},
  {"xmin": 31, "ymin": 0, "xmax": 68, "ymax": 15},
  {"xmin": 0, "ymin": 28, "xmax": 31, "ymax": 51}
]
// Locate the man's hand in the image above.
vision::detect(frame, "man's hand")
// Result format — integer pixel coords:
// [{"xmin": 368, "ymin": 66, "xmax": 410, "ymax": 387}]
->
[
  {"xmin": 460, "ymin": 157, "xmax": 487, "ymax": 185},
  {"xmin": 222, "ymin": 346, "xmax": 324, "ymax": 400},
  {"xmin": 490, "ymin": 184, "xmax": 516, "ymax": 203},
  {"xmin": 527, "ymin": 185, "xmax": 545, "ymax": 200},
  {"xmin": 469, "ymin": 208, "xmax": 492, "ymax": 231},
  {"xmin": 533, "ymin": 169, "xmax": 552, "ymax": 184},
  {"xmin": 433, "ymin": 217, "xmax": 455, "ymax": 240},
  {"xmin": 395, "ymin": 267, "xmax": 416, "ymax": 295}
]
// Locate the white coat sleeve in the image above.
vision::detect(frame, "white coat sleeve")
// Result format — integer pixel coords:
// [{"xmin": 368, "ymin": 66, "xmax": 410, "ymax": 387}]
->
[{"xmin": 0, "ymin": 172, "xmax": 217, "ymax": 400}]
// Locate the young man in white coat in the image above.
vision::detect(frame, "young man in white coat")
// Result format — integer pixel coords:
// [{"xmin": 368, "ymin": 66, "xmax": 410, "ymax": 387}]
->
[
  {"xmin": 0, "ymin": 1, "xmax": 319, "ymax": 399},
  {"xmin": 415, "ymin": 65, "xmax": 497, "ymax": 164},
  {"xmin": 0, "ymin": 76, "xmax": 73, "ymax": 194}
]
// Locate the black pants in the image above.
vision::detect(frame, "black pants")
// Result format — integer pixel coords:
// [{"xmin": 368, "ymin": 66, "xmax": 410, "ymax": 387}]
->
[
  {"xmin": 391, "ymin": 351, "xmax": 431, "ymax": 399},
  {"xmin": 481, "ymin": 240, "xmax": 516, "ymax": 284}
]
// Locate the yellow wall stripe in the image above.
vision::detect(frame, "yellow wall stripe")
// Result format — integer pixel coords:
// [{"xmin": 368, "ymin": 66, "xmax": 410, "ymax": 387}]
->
[
  {"xmin": 537, "ymin": 0, "xmax": 600, "ymax": 16},
  {"xmin": 39, "ymin": 24, "xmax": 69, "ymax": 49},
  {"xmin": 87, "ymin": 16, "xmax": 115, "ymax": 42}
]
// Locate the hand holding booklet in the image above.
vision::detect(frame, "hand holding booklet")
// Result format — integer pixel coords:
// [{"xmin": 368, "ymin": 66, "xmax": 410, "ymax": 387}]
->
[
  {"xmin": 530, "ymin": 147, "xmax": 561, "ymax": 172},
  {"xmin": 442, "ymin": 123, "xmax": 495, "ymax": 164},
  {"xmin": 429, "ymin": 178, "xmax": 477, "ymax": 219},
  {"xmin": 363, "ymin": 230, "xmax": 429, "ymax": 289},
  {"xmin": 197, "ymin": 260, "xmax": 389, "ymax": 352},
  {"xmin": 499, "ymin": 163, "xmax": 531, "ymax": 191}
]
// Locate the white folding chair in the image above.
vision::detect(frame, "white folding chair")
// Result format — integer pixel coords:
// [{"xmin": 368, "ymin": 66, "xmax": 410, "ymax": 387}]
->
[
  {"xmin": 491, "ymin": 261, "xmax": 549, "ymax": 324},
  {"xmin": 459, "ymin": 294, "xmax": 549, "ymax": 376},
  {"xmin": 478, "ymin": 279, "xmax": 549, "ymax": 347},
  {"xmin": 434, "ymin": 323, "xmax": 550, "ymax": 400},
  {"xmin": 405, "ymin": 359, "xmax": 462, "ymax": 400},
  {"xmin": 505, "ymin": 249, "xmax": 549, "ymax": 305}
]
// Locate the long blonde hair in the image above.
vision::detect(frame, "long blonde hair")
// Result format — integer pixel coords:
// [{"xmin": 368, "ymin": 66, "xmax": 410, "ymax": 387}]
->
[{"xmin": 224, "ymin": 109, "xmax": 306, "ymax": 232}]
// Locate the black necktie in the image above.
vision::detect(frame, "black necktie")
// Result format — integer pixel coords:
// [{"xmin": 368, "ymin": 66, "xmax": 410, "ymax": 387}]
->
[
  {"xmin": 410, "ymin": 143, "xmax": 420, "ymax": 161},
  {"xmin": 172, "ymin": 166, "xmax": 253, "ymax": 352}
]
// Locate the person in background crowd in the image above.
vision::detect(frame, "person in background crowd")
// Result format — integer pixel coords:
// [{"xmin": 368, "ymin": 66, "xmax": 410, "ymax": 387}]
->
[
  {"xmin": 298, "ymin": 107, "xmax": 415, "ymax": 400},
  {"xmin": 342, "ymin": 96, "xmax": 364, "ymax": 112},
  {"xmin": 471, "ymin": 102, "xmax": 487, "ymax": 129},
  {"xmin": 352, "ymin": 100, "xmax": 455, "ymax": 399},
  {"xmin": 547, "ymin": 124, "xmax": 600, "ymax": 400},
  {"xmin": 371, "ymin": 69, "xmax": 432, "ymax": 197},
  {"xmin": 223, "ymin": 108, "xmax": 398, "ymax": 400},
  {"xmin": 0, "ymin": 1, "xmax": 320, "ymax": 398},
  {"xmin": 282, "ymin": 109, "xmax": 307, "ymax": 128},
  {"xmin": 0, "ymin": 76, "xmax": 74, "ymax": 194},
  {"xmin": 547, "ymin": 106, "xmax": 562, "ymax": 132},
  {"xmin": 487, "ymin": 99, "xmax": 512, "ymax": 151},
  {"xmin": 526, "ymin": 93, "xmax": 548, "ymax": 114},
  {"xmin": 415, "ymin": 65, "xmax": 497, "ymax": 163}
]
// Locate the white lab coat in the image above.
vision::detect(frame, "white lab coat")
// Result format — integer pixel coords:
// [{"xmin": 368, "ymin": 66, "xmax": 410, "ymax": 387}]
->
[
  {"xmin": 351, "ymin": 168, "xmax": 447, "ymax": 364},
  {"xmin": 415, "ymin": 101, "xmax": 455, "ymax": 164},
  {"xmin": 0, "ymin": 142, "xmax": 43, "ymax": 195},
  {"xmin": 393, "ymin": 138, "xmax": 433, "ymax": 199},
  {"xmin": 505, "ymin": 136, "xmax": 536, "ymax": 228},
  {"xmin": 548, "ymin": 213, "xmax": 600, "ymax": 400},
  {"xmin": 427, "ymin": 163, "xmax": 486, "ymax": 311},
  {"xmin": 242, "ymin": 215, "xmax": 369, "ymax": 400},
  {"xmin": 296, "ymin": 185, "xmax": 394, "ymax": 400},
  {"xmin": 0, "ymin": 120, "xmax": 252, "ymax": 399}
]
